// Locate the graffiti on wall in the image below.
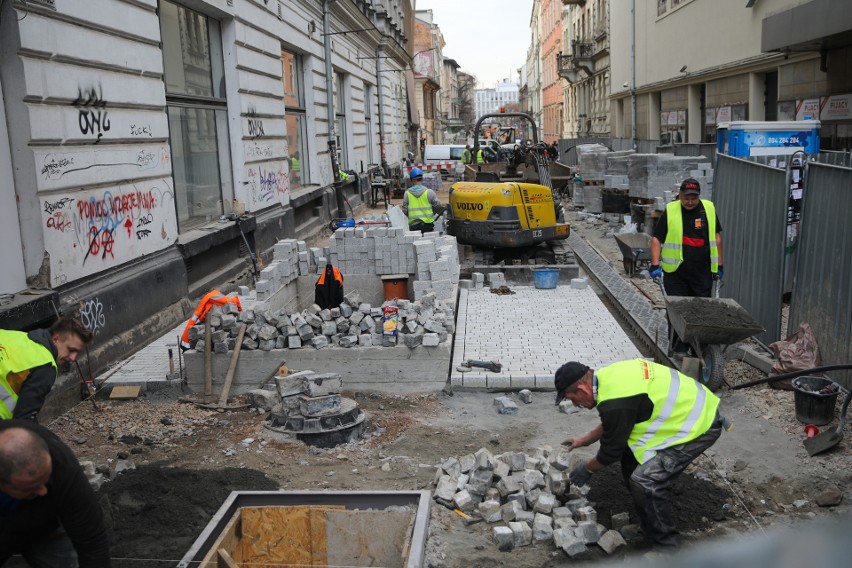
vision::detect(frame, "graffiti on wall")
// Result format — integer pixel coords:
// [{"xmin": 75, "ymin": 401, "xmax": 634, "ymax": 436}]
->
[
  {"xmin": 42, "ymin": 181, "xmax": 178, "ymax": 285},
  {"xmin": 73, "ymin": 85, "xmax": 110, "ymax": 143},
  {"xmin": 244, "ymin": 161, "xmax": 290, "ymax": 211},
  {"xmin": 79, "ymin": 297, "xmax": 106, "ymax": 335},
  {"xmin": 35, "ymin": 145, "xmax": 172, "ymax": 192},
  {"xmin": 247, "ymin": 105, "xmax": 265, "ymax": 138}
]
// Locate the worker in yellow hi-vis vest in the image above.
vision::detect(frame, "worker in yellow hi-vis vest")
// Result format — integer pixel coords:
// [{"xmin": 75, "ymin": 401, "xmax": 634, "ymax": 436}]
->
[
  {"xmin": 0, "ymin": 318, "xmax": 92, "ymax": 421},
  {"xmin": 401, "ymin": 167, "xmax": 442, "ymax": 234},
  {"xmin": 555, "ymin": 359, "xmax": 726, "ymax": 549}
]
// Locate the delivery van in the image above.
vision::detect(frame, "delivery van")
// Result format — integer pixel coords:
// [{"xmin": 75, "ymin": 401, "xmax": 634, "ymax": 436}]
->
[{"xmin": 423, "ymin": 144, "xmax": 467, "ymax": 177}]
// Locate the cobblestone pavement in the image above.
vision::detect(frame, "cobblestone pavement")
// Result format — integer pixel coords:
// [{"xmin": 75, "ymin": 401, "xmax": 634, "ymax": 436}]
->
[{"xmin": 450, "ymin": 285, "xmax": 642, "ymax": 389}]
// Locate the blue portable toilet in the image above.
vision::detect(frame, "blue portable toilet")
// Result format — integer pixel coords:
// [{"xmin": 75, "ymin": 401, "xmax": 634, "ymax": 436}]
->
[{"xmin": 716, "ymin": 120, "xmax": 820, "ymax": 157}]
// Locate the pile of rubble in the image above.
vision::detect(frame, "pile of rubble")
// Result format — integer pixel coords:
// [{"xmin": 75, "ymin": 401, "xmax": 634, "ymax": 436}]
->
[
  {"xmin": 432, "ymin": 445, "xmax": 636, "ymax": 558},
  {"xmin": 184, "ymin": 292, "xmax": 456, "ymax": 352}
]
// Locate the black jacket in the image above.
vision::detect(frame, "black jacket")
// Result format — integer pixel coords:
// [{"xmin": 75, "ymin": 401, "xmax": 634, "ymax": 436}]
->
[
  {"xmin": 0, "ymin": 420, "xmax": 110, "ymax": 566},
  {"xmin": 12, "ymin": 329, "xmax": 60, "ymax": 422}
]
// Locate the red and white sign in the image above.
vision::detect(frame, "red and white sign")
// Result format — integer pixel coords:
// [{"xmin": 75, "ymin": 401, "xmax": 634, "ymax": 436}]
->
[
  {"xmin": 716, "ymin": 106, "xmax": 732, "ymax": 123},
  {"xmin": 406, "ymin": 162, "xmax": 457, "ymax": 172},
  {"xmin": 820, "ymin": 94, "xmax": 852, "ymax": 121},
  {"xmin": 796, "ymin": 98, "xmax": 820, "ymax": 121}
]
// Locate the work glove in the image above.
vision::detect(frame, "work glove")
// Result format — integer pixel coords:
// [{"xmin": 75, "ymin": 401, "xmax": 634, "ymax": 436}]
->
[
  {"xmin": 569, "ymin": 460, "xmax": 592, "ymax": 487},
  {"xmin": 649, "ymin": 265, "xmax": 662, "ymax": 280},
  {"xmin": 713, "ymin": 266, "xmax": 724, "ymax": 280}
]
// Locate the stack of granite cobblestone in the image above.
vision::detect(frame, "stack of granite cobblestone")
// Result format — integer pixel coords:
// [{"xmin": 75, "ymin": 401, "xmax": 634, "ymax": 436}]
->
[
  {"xmin": 432, "ymin": 446, "xmax": 632, "ymax": 558},
  {"xmin": 185, "ymin": 292, "xmax": 455, "ymax": 352}
]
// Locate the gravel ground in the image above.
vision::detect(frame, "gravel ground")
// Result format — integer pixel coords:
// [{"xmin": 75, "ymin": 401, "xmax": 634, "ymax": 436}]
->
[{"xmin": 39, "ymin": 197, "xmax": 852, "ymax": 567}]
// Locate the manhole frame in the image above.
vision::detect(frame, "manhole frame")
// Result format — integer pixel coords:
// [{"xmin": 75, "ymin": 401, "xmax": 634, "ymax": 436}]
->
[{"xmin": 178, "ymin": 490, "xmax": 432, "ymax": 568}]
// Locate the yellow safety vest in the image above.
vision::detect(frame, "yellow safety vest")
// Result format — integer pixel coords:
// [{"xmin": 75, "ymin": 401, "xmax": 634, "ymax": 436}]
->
[
  {"xmin": 0, "ymin": 330, "xmax": 57, "ymax": 419},
  {"xmin": 597, "ymin": 359, "xmax": 719, "ymax": 464},
  {"xmin": 476, "ymin": 150, "xmax": 485, "ymax": 164},
  {"xmin": 406, "ymin": 190, "xmax": 434, "ymax": 224},
  {"xmin": 291, "ymin": 157, "xmax": 301, "ymax": 173},
  {"xmin": 338, "ymin": 170, "xmax": 349, "ymax": 182},
  {"xmin": 660, "ymin": 199, "xmax": 719, "ymax": 273},
  {"xmin": 461, "ymin": 149, "xmax": 472, "ymax": 164}
]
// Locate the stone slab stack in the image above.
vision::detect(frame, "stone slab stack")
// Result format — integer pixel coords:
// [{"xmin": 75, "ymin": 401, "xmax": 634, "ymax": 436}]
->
[
  {"xmin": 431, "ymin": 446, "xmax": 630, "ymax": 558},
  {"xmin": 627, "ymin": 154, "xmax": 714, "ymax": 203},
  {"xmin": 256, "ymin": 239, "xmax": 310, "ymax": 301},
  {"xmin": 185, "ymin": 293, "xmax": 455, "ymax": 353},
  {"xmin": 575, "ymin": 144, "xmax": 610, "ymax": 182}
]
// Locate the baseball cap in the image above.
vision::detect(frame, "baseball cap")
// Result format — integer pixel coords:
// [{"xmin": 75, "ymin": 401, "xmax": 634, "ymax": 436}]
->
[
  {"xmin": 679, "ymin": 178, "xmax": 701, "ymax": 195},
  {"xmin": 554, "ymin": 362, "xmax": 589, "ymax": 405}
]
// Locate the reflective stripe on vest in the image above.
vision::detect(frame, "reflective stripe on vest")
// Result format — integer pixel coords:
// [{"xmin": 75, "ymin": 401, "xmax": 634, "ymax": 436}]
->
[
  {"xmin": 179, "ymin": 290, "xmax": 242, "ymax": 349},
  {"xmin": 406, "ymin": 191, "xmax": 433, "ymax": 224},
  {"xmin": 0, "ymin": 330, "xmax": 57, "ymax": 419},
  {"xmin": 661, "ymin": 200, "xmax": 718, "ymax": 273},
  {"xmin": 596, "ymin": 359, "xmax": 719, "ymax": 464}
]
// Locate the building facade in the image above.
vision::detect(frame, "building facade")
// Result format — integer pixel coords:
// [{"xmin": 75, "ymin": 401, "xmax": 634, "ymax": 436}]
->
[
  {"xmin": 609, "ymin": 0, "xmax": 852, "ymax": 148},
  {"xmin": 0, "ymin": 0, "xmax": 412, "ymax": 380},
  {"xmin": 524, "ymin": 0, "xmax": 544, "ymax": 141},
  {"xmin": 560, "ymin": 0, "xmax": 611, "ymax": 138},
  {"xmin": 413, "ymin": 9, "xmax": 446, "ymax": 150},
  {"xmin": 540, "ymin": 0, "xmax": 564, "ymax": 143},
  {"xmin": 474, "ymin": 80, "xmax": 520, "ymax": 122}
]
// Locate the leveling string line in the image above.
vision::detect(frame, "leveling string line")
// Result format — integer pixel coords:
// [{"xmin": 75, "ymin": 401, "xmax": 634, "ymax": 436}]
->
[{"xmin": 701, "ymin": 453, "xmax": 765, "ymax": 535}]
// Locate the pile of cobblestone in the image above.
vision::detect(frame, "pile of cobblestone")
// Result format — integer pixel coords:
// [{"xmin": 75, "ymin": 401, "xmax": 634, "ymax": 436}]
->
[
  {"xmin": 432, "ymin": 446, "xmax": 633, "ymax": 557},
  {"xmin": 185, "ymin": 292, "xmax": 455, "ymax": 352}
]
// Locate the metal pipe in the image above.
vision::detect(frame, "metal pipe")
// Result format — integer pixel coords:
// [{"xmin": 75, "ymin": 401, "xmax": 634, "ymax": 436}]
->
[
  {"xmin": 630, "ymin": 0, "xmax": 637, "ymax": 149},
  {"xmin": 376, "ymin": 38, "xmax": 389, "ymax": 178},
  {"xmin": 322, "ymin": 0, "xmax": 346, "ymax": 218}
]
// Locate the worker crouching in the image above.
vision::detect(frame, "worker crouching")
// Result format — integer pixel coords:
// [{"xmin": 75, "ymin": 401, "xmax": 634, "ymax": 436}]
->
[{"xmin": 555, "ymin": 359, "xmax": 726, "ymax": 548}]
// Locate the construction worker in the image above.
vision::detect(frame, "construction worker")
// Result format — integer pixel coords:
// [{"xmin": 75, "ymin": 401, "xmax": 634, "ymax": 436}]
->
[
  {"xmin": 338, "ymin": 169, "xmax": 350, "ymax": 183},
  {"xmin": 0, "ymin": 420, "xmax": 111, "ymax": 566},
  {"xmin": 555, "ymin": 359, "xmax": 724, "ymax": 549},
  {"xmin": 461, "ymin": 145, "xmax": 473, "ymax": 164},
  {"xmin": 476, "ymin": 147, "xmax": 486, "ymax": 164},
  {"xmin": 0, "ymin": 318, "xmax": 92, "ymax": 422},
  {"xmin": 402, "ymin": 167, "xmax": 442, "ymax": 234},
  {"xmin": 290, "ymin": 151, "xmax": 301, "ymax": 186},
  {"xmin": 649, "ymin": 178, "xmax": 723, "ymax": 353}
]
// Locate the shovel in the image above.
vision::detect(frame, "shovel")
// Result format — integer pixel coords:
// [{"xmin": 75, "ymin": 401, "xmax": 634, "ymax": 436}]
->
[{"xmin": 804, "ymin": 389, "xmax": 852, "ymax": 456}]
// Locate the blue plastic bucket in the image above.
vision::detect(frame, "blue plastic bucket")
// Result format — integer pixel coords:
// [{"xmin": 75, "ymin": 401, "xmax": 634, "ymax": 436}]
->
[{"xmin": 531, "ymin": 267, "xmax": 559, "ymax": 289}]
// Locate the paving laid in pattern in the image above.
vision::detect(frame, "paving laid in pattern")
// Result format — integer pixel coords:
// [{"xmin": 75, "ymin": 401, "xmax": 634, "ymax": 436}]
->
[{"xmin": 450, "ymin": 285, "xmax": 642, "ymax": 389}]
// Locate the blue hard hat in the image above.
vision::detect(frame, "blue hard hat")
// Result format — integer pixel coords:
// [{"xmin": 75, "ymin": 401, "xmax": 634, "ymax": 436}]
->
[{"xmin": 409, "ymin": 167, "xmax": 423, "ymax": 180}]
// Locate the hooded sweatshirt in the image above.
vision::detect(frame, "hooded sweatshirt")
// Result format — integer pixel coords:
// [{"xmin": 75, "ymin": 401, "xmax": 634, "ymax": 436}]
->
[{"xmin": 402, "ymin": 184, "xmax": 441, "ymax": 216}]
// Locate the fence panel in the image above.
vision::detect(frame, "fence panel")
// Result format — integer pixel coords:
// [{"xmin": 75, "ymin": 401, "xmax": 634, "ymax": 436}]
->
[
  {"xmin": 789, "ymin": 161, "xmax": 852, "ymax": 387},
  {"xmin": 714, "ymin": 154, "xmax": 788, "ymax": 345}
]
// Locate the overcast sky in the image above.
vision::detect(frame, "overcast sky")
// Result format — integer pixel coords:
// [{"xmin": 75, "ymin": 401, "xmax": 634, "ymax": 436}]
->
[{"xmin": 416, "ymin": 0, "xmax": 534, "ymax": 88}]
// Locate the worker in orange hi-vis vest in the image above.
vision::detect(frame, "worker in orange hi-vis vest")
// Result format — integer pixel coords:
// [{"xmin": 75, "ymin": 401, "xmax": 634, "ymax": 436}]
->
[{"xmin": 179, "ymin": 290, "xmax": 242, "ymax": 350}]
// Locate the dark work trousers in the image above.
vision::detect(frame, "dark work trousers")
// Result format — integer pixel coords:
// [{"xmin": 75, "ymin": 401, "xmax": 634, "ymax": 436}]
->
[
  {"xmin": 663, "ymin": 262, "xmax": 713, "ymax": 353},
  {"xmin": 621, "ymin": 417, "xmax": 723, "ymax": 547},
  {"xmin": 1, "ymin": 529, "xmax": 79, "ymax": 568}
]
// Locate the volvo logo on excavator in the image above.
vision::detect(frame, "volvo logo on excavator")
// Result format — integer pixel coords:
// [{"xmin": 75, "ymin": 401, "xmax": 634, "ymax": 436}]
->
[{"xmin": 456, "ymin": 202, "xmax": 485, "ymax": 211}]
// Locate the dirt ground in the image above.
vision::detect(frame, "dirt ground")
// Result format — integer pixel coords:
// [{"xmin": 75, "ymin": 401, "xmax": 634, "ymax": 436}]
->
[{"xmin": 43, "ymin": 196, "xmax": 852, "ymax": 567}]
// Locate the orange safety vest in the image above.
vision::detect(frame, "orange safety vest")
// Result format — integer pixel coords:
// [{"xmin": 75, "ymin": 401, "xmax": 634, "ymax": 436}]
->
[
  {"xmin": 316, "ymin": 265, "xmax": 344, "ymax": 286},
  {"xmin": 179, "ymin": 290, "xmax": 242, "ymax": 349}
]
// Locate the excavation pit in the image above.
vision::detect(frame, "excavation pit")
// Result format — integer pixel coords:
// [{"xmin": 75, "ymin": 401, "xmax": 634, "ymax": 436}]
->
[{"xmin": 179, "ymin": 490, "xmax": 431, "ymax": 568}]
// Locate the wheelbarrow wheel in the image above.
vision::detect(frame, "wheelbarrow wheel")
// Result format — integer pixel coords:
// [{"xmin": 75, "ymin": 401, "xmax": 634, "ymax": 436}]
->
[{"xmin": 701, "ymin": 344, "xmax": 725, "ymax": 391}]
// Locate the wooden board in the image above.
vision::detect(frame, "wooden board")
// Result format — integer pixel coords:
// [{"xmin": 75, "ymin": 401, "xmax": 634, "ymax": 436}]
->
[
  {"xmin": 109, "ymin": 385, "xmax": 141, "ymax": 399},
  {"xmin": 240, "ymin": 505, "xmax": 343, "ymax": 566},
  {"xmin": 199, "ymin": 510, "xmax": 243, "ymax": 568},
  {"xmin": 324, "ymin": 510, "xmax": 414, "ymax": 568}
]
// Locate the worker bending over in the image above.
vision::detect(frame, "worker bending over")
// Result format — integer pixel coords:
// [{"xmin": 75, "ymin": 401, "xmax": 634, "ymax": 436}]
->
[
  {"xmin": 402, "ymin": 167, "xmax": 442, "ymax": 234},
  {"xmin": 1, "ymin": 318, "xmax": 92, "ymax": 422},
  {"xmin": 0, "ymin": 420, "xmax": 111, "ymax": 566},
  {"xmin": 555, "ymin": 359, "xmax": 725, "ymax": 548}
]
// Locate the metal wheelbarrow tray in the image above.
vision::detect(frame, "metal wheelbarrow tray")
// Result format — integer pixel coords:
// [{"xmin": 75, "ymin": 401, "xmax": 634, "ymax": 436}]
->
[
  {"xmin": 665, "ymin": 296, "xmax": 764, "ymax": 347},
  {"xmin": 613, "ymin": 233, "xmax": 651, "ymax": 276}
]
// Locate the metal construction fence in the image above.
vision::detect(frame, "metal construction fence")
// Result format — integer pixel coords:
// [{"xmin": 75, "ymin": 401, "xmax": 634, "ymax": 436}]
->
[
  {"xmin": 713, "ymin": 154, "xmax": 788, "ymax": 346},
  {"xmin": 789, "ymin": 160, "xmax": 852, "ymax": 386}
]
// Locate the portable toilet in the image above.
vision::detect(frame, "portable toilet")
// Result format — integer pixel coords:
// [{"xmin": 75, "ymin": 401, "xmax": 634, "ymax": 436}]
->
[{"xmin": 716, "ymin": 120, "xmax": 820, "ymax": 157}]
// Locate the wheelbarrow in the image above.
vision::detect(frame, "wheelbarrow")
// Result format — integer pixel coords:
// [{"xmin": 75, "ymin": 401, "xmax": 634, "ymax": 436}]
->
[
  {"xmin": 660, "ymin": 281, "xmax": 764, "ymax": 391},
  {"xmin": 613, "ymin": 233, "xmax": 652, "ymax": 277}
]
